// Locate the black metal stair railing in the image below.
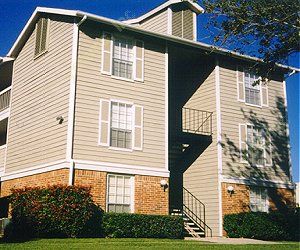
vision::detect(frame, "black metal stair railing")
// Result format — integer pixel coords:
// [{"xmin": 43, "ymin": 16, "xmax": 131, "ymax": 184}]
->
[
  {"xmin": 183, "ymin": 187, "xmax": 212, "ymax": 237},
  {"xmin": 182, "ymin": 108, "xmax": 213, "ymax": 136}
]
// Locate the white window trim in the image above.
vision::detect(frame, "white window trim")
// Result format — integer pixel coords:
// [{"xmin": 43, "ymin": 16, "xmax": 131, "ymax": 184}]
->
[
  {"xmin": 249, "ymin": 187, "xmax": 269, "ymax": 213},
  {"xmin": 106, "ymin": 173, "xmax": 134, "ymax": 213},
  {"xmin": 244, "ymin": 72, "xmax": 262, "ymax": 107},
  {"xmin": 34, "ymin": 18, "xmax": 50, "ymax": 59},
  {"xmin": 112, "ymin": 34, "xmax": 134, "ymax": 81},
  {"xmin": 109, "ymin": 98, "xmax": 134, "ymax": 151},
  {"xmin": 243, "ymin": 123, "xmax": 272, "ymax": 167}
]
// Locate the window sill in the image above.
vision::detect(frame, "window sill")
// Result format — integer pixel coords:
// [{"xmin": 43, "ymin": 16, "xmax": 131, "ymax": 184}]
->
[
  {"xmin": 34, "ymin": 50, "xmax": 48, "ymax": 60},
  {"xmin": 108, "ymin": 146, "xmax": 133, "ymax": 152},
  {"xmin": 245, "ymin": 102, "xmax": 262, "ymax": 109},
  {"xmin": 111, "ymin": 75, "xmax": 134, "ymax": 83}
]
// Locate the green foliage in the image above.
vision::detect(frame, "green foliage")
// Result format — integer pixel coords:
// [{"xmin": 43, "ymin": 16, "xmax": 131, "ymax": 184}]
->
[
  {"xmin": 6, "ymin": 185, "xmax": 103, "ymax": 240},
  {"xmin": 203, "ymin": 0, "xmax": 299, "ymax": 76},
  {"xmin": 223, "ymin": 210, "xmax": 299, "ymax": 241},
  {"xmin": 102, "ymin": 213, "xmax": 184, "ymax": 239}
]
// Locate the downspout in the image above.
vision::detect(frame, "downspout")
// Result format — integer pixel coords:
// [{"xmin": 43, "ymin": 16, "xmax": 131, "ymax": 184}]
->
[{"xmin": 67, "ymin": 15, "xmax": 87, "ymax": 186}]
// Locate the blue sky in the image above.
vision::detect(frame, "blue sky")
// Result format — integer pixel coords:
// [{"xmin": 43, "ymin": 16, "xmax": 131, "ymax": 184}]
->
[{"xmin": 0, "ymin": 0, "xmax": 299, "ymax": 181}]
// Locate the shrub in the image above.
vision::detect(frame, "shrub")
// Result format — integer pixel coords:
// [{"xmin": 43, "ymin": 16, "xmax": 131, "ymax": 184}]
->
[
  {"xmin": 6, "ymin": 185, "xmax": 103, "ymax": 240},
  {"xmin": 103, "ymin": 213, "xmax": 184, "ymax": 239},
  {"xmin": 223, "ymin": 210, "xmax": 299, "ymax": 241}
]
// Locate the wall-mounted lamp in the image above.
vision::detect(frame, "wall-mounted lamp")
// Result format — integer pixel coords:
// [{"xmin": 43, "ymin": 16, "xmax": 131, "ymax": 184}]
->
[
  {"xmin": 56, "ymin": 116, "xmax": 64, "ymax": 124},
  {"xmin": 227, "ymin": 185, "xmax": 234, "ymax": 196},
  {"xmin": 160, "ymin": 179, "xmax": 168, "ymax": 192}
]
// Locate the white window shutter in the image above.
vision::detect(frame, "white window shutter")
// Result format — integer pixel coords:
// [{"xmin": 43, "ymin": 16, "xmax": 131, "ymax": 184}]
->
[
  {"xmin": 265, "ymin": 137, "xmax": 272, "ymax": 166},
  {"xmin": 133, "ymin": 105, "xmax": 143, "ymax": 150},
  {"xmin": 261, "ymin": 82, "xmax": 268, "ymax": 107},
  {"xmin": 239, "ymin": 124, "xmax": 247, "ymax": 161},
  {"xmin": 101, "ymin": 32, "xmax": 112, "ymax": 75},
  {"xmin": 99, "ymin": 99, "xmax": 110, "ymax": 146},
  {"xmin": 134, "ymin": 40, "xmax": 144, "ymax": 82},
  {"xmin": 237, "ymin": 67, "xmax": 245, "ymax": 102}
]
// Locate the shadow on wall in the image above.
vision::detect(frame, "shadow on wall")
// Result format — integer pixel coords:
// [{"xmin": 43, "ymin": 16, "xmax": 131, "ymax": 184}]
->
[{"xmin": 221, "ymin": 96, "xmax": 295, "ymax": 212}]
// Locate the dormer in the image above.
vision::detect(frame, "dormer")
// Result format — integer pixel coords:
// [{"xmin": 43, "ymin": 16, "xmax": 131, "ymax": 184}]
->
[{"xmin": 124, "ymin": 0, "xmax": 203, "ymax": 41}]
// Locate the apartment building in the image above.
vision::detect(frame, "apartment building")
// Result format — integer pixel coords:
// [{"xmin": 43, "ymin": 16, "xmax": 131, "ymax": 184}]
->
[{"xmin": 0, "ymin": 0, "xmax": 296, "ymax": 237}]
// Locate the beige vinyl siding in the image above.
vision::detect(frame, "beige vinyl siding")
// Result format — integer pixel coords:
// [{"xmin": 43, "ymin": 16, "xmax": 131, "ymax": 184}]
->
[
  {"xmin": 139, "ymin": 9, "xmax": 168, "ymax": 34},
  {"xmin": 73, "ymin": 25, "xmax": 166, "ymax": 169},
  {"xmin": 5, "ymin": 17, "xmax": 73, "ymax": 173},
  {"xmin": 183, "ymin": 68, "xmax": 220, "ymax": 236},
  {"xmin": 219, "ymin": 62, "xmax": 290, "ymax": 182},
  {"xmin": 0, "ymin": 146, "xmax": 6, "ymax": 172}
]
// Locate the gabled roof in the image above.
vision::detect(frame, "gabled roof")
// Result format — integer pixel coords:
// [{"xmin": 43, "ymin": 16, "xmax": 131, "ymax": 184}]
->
[
  {"xmin": 5, "ymin": 7, "xmax": 299, "ymax": 73},
  {"xmin": 123, "ymin": 0, "xmax": 204, "ymax": 24}
]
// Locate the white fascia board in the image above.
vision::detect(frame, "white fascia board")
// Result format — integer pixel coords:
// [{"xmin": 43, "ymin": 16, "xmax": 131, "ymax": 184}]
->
[
  {"xmin": 6, "ymin": 7, "xmax": 298, "ymax": 73},
  {"xmin": 124, "ymin": 0, "xmax": 204, "ymax": 24},
  {"xmin": 7, "ymin": 7, "xmax": 78, "ymax": 58}
]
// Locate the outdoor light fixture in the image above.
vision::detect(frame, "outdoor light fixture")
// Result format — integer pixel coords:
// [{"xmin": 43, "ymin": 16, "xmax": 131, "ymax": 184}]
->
[
  {"xmin": 160, "ymin": 179, "xmax": 168, "ymax": 192},
  {"xmin": 56, "ymin": 116, "xmax": 64, "ymax": 124},
  {"xmin": 227, "ymin": 185, "xmax": 234, "ymax": 196}
]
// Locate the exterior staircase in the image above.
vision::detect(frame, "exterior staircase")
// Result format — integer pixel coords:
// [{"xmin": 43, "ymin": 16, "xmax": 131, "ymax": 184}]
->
[{"xmin": 171, "ymin": 187, "xmax": 212, "ymax": 238}]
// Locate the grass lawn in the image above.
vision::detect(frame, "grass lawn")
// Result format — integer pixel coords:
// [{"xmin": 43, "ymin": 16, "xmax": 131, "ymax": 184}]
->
[{"xmin": 0, "ymin": 238, "xmax": 299, "ymax": 250}]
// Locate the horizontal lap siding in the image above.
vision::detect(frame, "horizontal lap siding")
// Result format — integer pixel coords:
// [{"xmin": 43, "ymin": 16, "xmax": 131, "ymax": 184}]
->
[
  {"xmin": 5, "ymin": 18, "xmax": 73, "ymax": 173},
  {"xmin": 0, "ymin": 147, "xmax": 5, "ymax": 172},
  {"xmin": 219, "ymin": 62, "xmax": 290, "ymax": 182},
  {"xmin": 73, "ymin": 27, "xmax": 166, "ymax": 169},
  {"xmin": 183, "ymin": 69, "xmax": 220, "ymax": 236},
  {"xmin": 140, "ymin": 10, "xmax": 168, "ymax": 34}
]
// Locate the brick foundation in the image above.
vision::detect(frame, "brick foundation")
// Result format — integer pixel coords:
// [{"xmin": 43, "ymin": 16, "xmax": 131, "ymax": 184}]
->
[
  {"xmin": 222, "ymin": 182, "xmax": 295, "ymax": 216},
  {"xmin": 0, "ymin": 169, "xmax": 69, "ymax": 197},
  {"xmin": 0, "ymin": 168, "xmax": 169, "ymax": 215},
  {"xmin": 73, "ymin": 169, "xmax": 107, "ymax": 209},
  {"xmin": 135, "ymin": 175, "xmax": 169, "ymax": 215},
  {"xmin": 222, "ymin": 182, "xmax": 295, "ymax": 236}
]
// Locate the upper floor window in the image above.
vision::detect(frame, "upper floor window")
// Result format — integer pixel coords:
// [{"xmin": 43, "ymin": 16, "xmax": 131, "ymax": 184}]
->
[
  {"xmin": 239, "ymin": 124, "xmax": 272, "ymax": 166},
  {"xmin": 237, "ymin": 67, "xmax": 268, "ymax": 107},
  {"xmin": 34, "ymin": 18, "xmax": 49, "ymax": 57},
  {"xmin": 112, "ymin": 38, "xmax": 134, "ymax": 80},
  {"xmin": 245, "ymin": 72, "xmax": 260, "ymax": 106},
  {"xmin": 250, "ymin": 187, "xmax": 269, "ymax": 212},
  {"xmin": 247, "ymin": 125, "xmax": 264, "ymax": 166},
  {"xmin": 110, "ymin": 101, "xmax": 133, "ymax": 149},
  {"xmin": 107, "ymin": 174, "xmax": 133, "ymax": 213},
  {"xmin": 99, "ymin": 99, "xmax": 143, "ymax": 151},
  {"xmin": 101, "ymin": 32, "xmax": 144, "ymax": 82}
]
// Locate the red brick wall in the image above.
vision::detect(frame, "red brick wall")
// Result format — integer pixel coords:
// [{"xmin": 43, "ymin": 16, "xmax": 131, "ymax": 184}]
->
[
  {"xmin": 1, "ymin": 168, "xmax": 169, "ymax": 215},
  {"xmin": 0, "ymin": 169, "xmax": 69, "ymax": 197},
  {"xmin": 135, "ymin": 175, "xmax": 169, "ymax": 215},
  {"xmin": 73, "ymin": 169, "xmax": 107, "ymax": 209}
]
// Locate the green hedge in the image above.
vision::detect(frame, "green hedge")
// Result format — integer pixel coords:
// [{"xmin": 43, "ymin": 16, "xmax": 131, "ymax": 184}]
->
[
  {"xmin": 5, "ymin": 185, "xmax": 103, "ymax": 240},
  {"xmin": 223, "ymin": 210, "xmax": 299, "ymax": 241},
  {"xmin": 103, "ymin": 213, "xmax": 184, "ymax": 239}
]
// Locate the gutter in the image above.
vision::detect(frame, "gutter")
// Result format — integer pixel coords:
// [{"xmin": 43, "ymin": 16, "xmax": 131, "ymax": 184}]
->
[
  {"xmin": 6, "ymin": 7, "xmax": 299, "ymax": 73},
  {"xmin": 74, "ymin": 10, "xmax": 299, "ymax": 73}
]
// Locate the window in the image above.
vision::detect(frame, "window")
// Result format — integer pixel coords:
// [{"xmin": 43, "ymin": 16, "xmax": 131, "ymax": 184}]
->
[
  {"xmin": 250, "ymin": 187, "xmax": 269, "ymax": 212},
  {"xmin": 110, "ymin": 102, "xmax": 133, "ymax": 149},
  {"xmin": 107, "ymin": 174, "xmax": 133, "ymax": 213},
  {"xmin": 244, "ymin": 72, "xmax": 261, "ymax": 106},
  {"xmin": 35, "ymin": 18, "xmax": 49, "ymax": 57},
  {"xmin": 246, "ymin": 125, "xmax": 272, "ymax": 166},
  {"xmin": 112, "ymin": 37, "xmax": 134, "ymax": 79}
]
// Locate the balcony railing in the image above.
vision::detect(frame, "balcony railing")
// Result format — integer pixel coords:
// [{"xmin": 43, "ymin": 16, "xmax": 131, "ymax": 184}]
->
[
  {"xmin": 0, "ymin": 87, "xmax": 11, "ymax": 112},
  {"xmin": 182, "ymin": 107, "xmax": 213, "ymax": 136}
]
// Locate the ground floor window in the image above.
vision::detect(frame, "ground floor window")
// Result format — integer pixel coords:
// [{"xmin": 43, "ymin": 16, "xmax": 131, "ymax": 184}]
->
[
  {"xmin": 250, "ymin": 187, "xmax": 269, "ymax": 212},
  {"xmin": 107, "ymin": 174, "xmax": 133, "ymax": 213}
]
